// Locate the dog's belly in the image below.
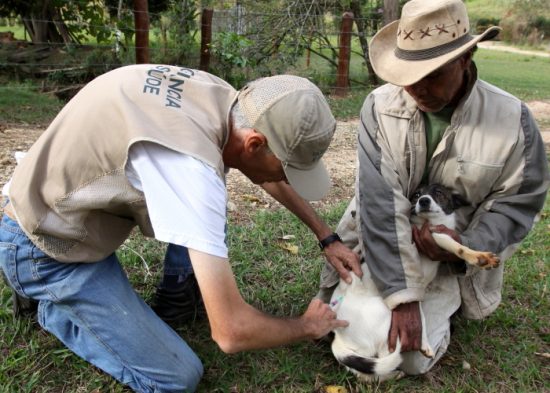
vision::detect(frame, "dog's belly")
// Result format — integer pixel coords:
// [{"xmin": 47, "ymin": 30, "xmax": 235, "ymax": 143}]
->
[{"xmin": 332, "ymin": 281, "xmax": 392, "ymax": 358}]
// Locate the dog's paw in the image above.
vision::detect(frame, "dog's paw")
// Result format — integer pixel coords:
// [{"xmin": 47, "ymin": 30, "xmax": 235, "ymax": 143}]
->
[{"xmin": 472, "ymin": 252, "xmax": 500, "ymax": 269}]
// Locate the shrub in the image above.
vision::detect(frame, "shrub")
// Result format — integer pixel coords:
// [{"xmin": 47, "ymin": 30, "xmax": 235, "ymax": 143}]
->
[
  {"xmin": 499, "ymin": 15, "xmax": 548, "ymax": 46},
  {"xmin": 475, "ymin": 17, "xmax": 501, "ymax": 34}
]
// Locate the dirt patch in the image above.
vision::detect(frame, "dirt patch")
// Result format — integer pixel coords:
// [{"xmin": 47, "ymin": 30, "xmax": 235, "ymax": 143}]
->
[{"xmin": 1, "ymin": 101, "xmax": 549, "ymax": 217}]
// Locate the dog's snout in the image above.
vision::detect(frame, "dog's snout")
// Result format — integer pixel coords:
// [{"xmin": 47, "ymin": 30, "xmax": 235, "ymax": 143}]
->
[{"xmin": 419, "ymin": 197, "xmax": 431, "ymax": 208}]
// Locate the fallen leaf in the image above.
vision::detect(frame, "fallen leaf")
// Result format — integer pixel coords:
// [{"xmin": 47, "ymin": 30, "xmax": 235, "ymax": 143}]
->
[
  {"xmin": 277, "ymin": 242, "xmax": 299, "ymax": 254},
  {"xmin": 324, "ymin": 386, "xmax": 348, "ymax": 393},
  {"xmin": 279, "ymin": 234, "xmax": 296, "ymax": 240},
  {"xmin": 242, "ymin": 194, "xmax": 261, "ymax": 203}
]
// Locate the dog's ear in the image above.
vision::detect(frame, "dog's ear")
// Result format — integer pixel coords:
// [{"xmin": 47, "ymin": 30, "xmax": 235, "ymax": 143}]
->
[{"xmin": 452, "ymin": 192, "xmax": 469, "ymax": 209}]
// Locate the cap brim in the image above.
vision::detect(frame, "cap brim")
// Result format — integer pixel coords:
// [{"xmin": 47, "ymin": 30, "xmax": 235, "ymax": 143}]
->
[
  {"xmin": 369, "ymin": 21, "xmax": 501, "ymax": 86},
  {"xmin": 284, "ymin": 160, "xmax": 331, "ymax": 201}
]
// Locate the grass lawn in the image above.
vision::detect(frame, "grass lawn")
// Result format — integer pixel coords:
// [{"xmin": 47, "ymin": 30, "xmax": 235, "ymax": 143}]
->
[
  {"xmin": 1, "ymin": 195, "xmax": 549, "ymax": 392},
  {"xmin": 0, "ymin": 24, "xmax": 27, "ymax": 41},
  {"xmin": 0, "ymin": 83, "xmax": 64, "ymax": 125},
  {"xmin": 475, "ymin": 50, "xmax": 550, "ymax": 102},
  {"xmin": 464, "ymin": 0, "xmax": 515, "ymax": 20}
]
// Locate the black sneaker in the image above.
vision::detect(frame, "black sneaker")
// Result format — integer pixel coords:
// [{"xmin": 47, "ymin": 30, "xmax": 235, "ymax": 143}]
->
[
  {"xmin": 1, "ymin": 270, "xmax": 38, "ymax": 319},
  {"xmin": 151, "ymin": 274, "xmax": 207, "ymax": 328}
]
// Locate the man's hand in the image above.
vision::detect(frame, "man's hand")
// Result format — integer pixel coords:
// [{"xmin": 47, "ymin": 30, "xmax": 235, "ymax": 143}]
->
[
  {"xmin": 323, "ymin": 241, "xmax": 362, "ymax": 283},
  {"xmin": 389, "ymin": 301, "xmax": 422, "ymax": 353},
  {"xmin": 300, "ymin": 298, "xmax": 348, "ymax": 339},
  {"xmin": 412, "ymin": 221, "xmax": 462, "ymax": 262}
]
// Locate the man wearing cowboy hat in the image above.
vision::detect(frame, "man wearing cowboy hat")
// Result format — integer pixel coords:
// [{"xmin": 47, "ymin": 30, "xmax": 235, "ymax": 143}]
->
[{"xmin": 318, "ymin": 0, "xmax": 549, "ymax": 375}]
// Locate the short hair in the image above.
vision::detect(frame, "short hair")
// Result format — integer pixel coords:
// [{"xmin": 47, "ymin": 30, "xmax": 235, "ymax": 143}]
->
[{"xmin": 230, "ymin": 101, "xmax": 272, "ymax": 154}]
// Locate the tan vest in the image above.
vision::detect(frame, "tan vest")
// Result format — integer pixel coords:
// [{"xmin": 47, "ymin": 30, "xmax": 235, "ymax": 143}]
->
[{"xmin": 9, "ymin": 64, "xmax": 238, "ymax": 262}]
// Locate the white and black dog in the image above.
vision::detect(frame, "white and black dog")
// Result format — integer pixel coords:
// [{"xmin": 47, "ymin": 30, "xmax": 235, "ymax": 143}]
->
[{"xmin": 330, "ymin": 184, "xmax": 500, "ymax": 382}]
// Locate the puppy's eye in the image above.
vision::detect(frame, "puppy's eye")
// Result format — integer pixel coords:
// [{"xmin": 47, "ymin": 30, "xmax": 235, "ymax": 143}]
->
[{"xmin": 413, "ymin": 192, "xmax": 421, "ymax": 199}]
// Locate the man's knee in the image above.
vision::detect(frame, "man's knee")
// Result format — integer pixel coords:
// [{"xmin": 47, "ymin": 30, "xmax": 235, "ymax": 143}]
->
[
  {"xmin": 179, "ymin": 354, "xmax": 203, "ymax": 392},
  {"xmin": 152, "ymin": 352, "xmax": 204, "ymax": 393}
]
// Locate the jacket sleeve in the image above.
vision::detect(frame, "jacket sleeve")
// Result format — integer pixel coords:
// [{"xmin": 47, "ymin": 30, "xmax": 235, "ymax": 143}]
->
[
  {"xmin": 357, "ymin": 94, "xmax": 426, "ymax": 309},
  {"xmin": 460, "ymin": 103, "xmax": 549, "ymax": 270}
]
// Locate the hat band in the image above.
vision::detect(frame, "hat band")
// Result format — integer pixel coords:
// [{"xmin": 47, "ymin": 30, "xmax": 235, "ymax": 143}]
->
[{"xmin": 395, "ymin": 33, "xmax": 473, "ymax": 61}]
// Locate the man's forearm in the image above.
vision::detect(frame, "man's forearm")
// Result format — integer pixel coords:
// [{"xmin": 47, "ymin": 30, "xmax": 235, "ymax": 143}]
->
[{"xmin": 189, "ymin": 249, "xmax": 346, "ymax": 354}]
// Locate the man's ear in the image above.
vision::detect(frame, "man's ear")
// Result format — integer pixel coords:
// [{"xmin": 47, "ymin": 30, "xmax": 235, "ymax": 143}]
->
[{"xmin": 243, "ymin": 129, "xmax": 268, "ymax": 154}]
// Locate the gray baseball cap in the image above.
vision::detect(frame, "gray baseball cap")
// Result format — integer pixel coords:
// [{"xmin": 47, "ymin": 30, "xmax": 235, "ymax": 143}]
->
[{"xmin": 237, "ymin": 75, "xmax": 336, "ymax": 201}]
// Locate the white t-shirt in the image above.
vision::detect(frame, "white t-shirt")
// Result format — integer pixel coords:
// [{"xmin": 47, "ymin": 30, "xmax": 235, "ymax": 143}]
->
[{"xmin": 126, "ymin": 142, "xmax": 228, "ymax": 258}]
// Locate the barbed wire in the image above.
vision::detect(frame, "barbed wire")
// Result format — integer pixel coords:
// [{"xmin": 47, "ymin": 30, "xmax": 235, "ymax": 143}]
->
[{"xmin": 0, "ymin": 5, "xmax": 378, "ymax": 96}]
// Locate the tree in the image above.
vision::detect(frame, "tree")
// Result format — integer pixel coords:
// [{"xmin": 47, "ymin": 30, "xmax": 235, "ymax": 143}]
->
[
  {"xmin": 350, "ymin": 0, "xmax": 378, "ymax": 85},
  {"xmin": 0, "ymin": 0, "xmax": 112, "ymax": 44},
  {"xmin": 383, "ymin": 0, "xmax": 399, "ymax": 25}
]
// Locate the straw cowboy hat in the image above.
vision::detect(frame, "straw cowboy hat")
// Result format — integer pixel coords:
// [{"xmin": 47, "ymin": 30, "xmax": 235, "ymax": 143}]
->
[{"xmin": 369, "ymin": 0, "xmax": 501, "ymax": 86}]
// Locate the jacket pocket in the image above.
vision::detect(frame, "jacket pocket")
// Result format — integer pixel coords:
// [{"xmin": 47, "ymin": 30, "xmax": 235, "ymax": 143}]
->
[{"xmin": 454, "ymin": 157, "xmax": 504, "ymax": 204}]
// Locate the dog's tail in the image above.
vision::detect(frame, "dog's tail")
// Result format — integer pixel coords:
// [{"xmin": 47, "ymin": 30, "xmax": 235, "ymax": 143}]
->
[{"xmin": 336, "ymin": 340, "xmax": 402, "ymax": 378}]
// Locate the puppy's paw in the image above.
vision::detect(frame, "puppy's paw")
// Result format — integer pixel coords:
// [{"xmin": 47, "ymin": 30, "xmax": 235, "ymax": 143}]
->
[{"xmin": 473, "ymin": 252, "xmax": 500, "ymax": 269}]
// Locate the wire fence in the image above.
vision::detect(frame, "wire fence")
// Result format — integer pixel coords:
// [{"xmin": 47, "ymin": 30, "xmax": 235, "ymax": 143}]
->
[{"xmin": 0, "ymin": 2, "xmax": 384, "ymax": 98}]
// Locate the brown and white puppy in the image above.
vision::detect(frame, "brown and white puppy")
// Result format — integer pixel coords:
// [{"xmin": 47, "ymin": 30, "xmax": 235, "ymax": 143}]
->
[{"xmin": 330, "ymin": 184, "xmax": 500, "ymax": 382}]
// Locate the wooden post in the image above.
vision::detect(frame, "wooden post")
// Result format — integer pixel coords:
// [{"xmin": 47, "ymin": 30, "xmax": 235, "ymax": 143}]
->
[
  {"xmin": 200, "ymin": 8, "xmax": 213, "ymax": 71},
  {"xmin": 335, "ymin": 11, "xmax": 353, "ymax": 96},
  {"xmin": 133, "ymin": 0, "xmax": 150, "ymax": 64}
]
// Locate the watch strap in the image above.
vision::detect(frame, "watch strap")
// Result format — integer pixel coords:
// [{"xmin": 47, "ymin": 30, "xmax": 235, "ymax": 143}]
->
[{"xmin": 318, "ymin": 232, "xmax": 342, "ymax": 250}]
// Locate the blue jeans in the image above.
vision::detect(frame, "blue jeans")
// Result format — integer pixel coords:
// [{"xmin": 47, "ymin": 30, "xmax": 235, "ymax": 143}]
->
[
  {"xmin": 163, "ymin": 243, "xmax": 193, "ymax": 280},
  {"xmin": 0, "ymin": 215, "xmax": 203, "ymax": 392}
]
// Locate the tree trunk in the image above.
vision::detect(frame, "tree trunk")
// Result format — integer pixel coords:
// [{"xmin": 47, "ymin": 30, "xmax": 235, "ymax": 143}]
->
[
  {"xmin": 383, "ymin": 0, "xmax": 400, "ymax": 26},
  {"xmin": 350, "ymin": 0, "xmax": 378, "ymax": 86},
  {"xmin": 22, "ymin": 0, "xmax": 72, "ymax": 44}
]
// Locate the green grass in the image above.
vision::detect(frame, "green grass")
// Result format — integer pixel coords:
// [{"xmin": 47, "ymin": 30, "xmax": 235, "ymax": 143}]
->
[
  {"xmin": 0, "ymin": 24, "xmax": 27, "ymax": 41},
  {"xmin": 1, "ymin": 195, "xmax": 549, "ymax": 392},
  {"xmin": 466, "ymin": 0, "xmax": 550, "ymax": 20},
  {"xmin": 475, "ymin": 49, "xmax": 550, "ymax": 101},
  {"xmin": 0, "ymin": 82, "xmax": 64, "ymax": 125},
  {"xmin": 465, "ymin": 0, "xmax": 515, "ymax": 20}
]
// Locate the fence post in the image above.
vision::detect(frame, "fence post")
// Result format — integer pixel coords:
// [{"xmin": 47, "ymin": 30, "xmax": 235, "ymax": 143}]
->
[
  {"xmin": 200, "ymin": 8, "xmax": 213, "ymax": 72},
  {"xmin": 133, "ymin": 0, "xmax": 150, "ymax": 64},
  {"xmin": 335, "ymin": 11, "xmax": 353, "ymax": 97}
]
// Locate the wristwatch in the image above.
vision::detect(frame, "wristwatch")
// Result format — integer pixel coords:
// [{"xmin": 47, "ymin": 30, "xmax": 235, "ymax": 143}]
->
[{"xmin": 318, "ymin": 232, "xmax": 342, "ymax": 250}]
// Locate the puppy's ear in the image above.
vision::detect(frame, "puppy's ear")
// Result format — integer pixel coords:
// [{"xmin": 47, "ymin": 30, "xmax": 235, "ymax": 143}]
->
[{"xmin": 452, "ymin": 192, "xmax": 469, "ymax": 209}]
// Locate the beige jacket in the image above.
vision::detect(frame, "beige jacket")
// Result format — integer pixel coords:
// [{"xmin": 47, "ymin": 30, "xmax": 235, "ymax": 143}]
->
[
  {"xmin": 321, "ymin": 64, "xmax": 549, "ymax": 319},
  {"xmin": 9, "ymin": 64, "xmax": 238, "ymax": 262}
]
